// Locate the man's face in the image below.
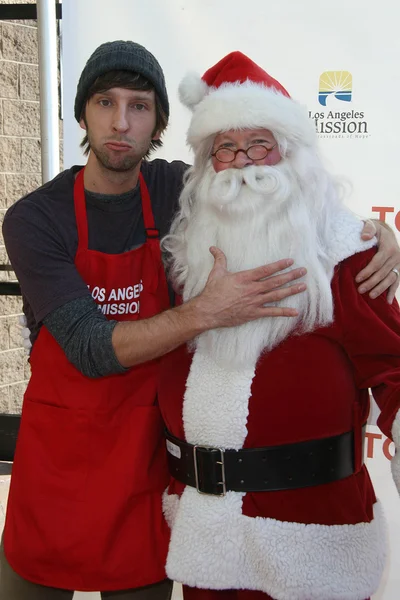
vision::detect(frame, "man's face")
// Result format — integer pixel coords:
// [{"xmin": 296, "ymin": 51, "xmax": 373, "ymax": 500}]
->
[
  {"xmin": 211, "ymin": 128, "xmax": 281, "ymax": 173},
  {"xmin": 80, "ymin": 87, "xmax": 160, "ymax": 172}
]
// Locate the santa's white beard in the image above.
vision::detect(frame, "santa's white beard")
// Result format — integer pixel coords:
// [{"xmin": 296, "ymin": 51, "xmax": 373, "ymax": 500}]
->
[{"xmin": 165, "ymin": 161, "xmax": 336, "ymax": 369}]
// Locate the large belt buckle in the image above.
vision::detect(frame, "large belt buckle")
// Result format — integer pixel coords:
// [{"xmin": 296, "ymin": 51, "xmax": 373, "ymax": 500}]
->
[{"xmin": 193, "ymin": 445, "xmax": 227, "ymax": 496}]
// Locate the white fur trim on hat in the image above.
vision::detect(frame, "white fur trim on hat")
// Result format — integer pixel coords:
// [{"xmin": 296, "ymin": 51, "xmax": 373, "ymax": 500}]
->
[
  {"xmin": 185, "ymin": 80, "xmax": 315, "ymax": 151},
  {"xmin": 179, "ymin": 72, "xmax": 209, "ymax": 110}
]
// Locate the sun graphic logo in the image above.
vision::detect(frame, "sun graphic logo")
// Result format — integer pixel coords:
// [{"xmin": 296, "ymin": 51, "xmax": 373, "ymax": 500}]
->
[{"xmin": 318, "ymin": 71, "xmax": 352, "ymax": 107}]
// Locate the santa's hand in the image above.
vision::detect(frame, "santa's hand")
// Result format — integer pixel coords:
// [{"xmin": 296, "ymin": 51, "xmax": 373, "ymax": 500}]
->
[
  {"xmin": 195, "ymin": 247, "xmax": 307, "ymax": 328},
  {"xmin": 18, "ymin": 315, "xmax": 32, "ymax": 353},
  {"xmin": 356, "ymin": 220, "xmax": 400, "ymax": 303}
]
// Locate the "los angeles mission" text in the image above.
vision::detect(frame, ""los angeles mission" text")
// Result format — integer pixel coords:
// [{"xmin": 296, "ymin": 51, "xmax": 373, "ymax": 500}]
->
[{"xmin": 88, "ymin": 281, "xmax": 144, "ymax": 315}]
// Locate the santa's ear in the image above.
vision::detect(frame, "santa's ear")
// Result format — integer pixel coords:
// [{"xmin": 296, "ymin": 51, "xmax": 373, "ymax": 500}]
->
[{"xmin": 179, "ymin": 73, "xmax": 208, "ymax": 110}]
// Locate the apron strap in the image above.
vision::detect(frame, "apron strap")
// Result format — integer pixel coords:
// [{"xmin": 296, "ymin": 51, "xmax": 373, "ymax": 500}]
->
[
  {"xmin": 74, "ymin": 168, "xmax": 160, "ymax": 250},
  {"xmin": 139, "ymin": 173, "xmax": 160, "ymax": 239}
]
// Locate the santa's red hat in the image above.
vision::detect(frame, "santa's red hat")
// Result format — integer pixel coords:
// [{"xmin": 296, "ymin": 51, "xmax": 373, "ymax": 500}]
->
[{"xmin": 179, "ymin": 51, "xmax": 315, "ymax": 151}]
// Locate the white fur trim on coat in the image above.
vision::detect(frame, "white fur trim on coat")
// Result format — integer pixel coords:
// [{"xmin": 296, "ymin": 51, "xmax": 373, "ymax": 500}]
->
[
  {"xmin": 185, "ymin": 81, "xmax": 315, "ymax": 151},
  {"xmin": 391, "ymin": 409, "xmax": 400, "ymax": 495},
  {"xmin": 183, "ymin": 348, "xmax": 255, "ymax": 448},
  {"xmin": 164, "ymin": 491, "xmax": 387, "ymax": 600},
  {"xmin": 327, "ymin": 209, "xmax": 377, "ymax": 265}
]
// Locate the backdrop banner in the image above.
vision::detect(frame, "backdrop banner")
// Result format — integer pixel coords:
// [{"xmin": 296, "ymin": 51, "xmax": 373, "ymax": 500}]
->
[{"xmin": 62, "ymin": 1, "xmax": 400, "ymax": 597}]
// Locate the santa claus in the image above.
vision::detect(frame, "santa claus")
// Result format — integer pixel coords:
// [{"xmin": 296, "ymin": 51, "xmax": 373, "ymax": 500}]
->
[{"xmin": 158, "ymin": 52, "xmax": 400, "ymax": 600}]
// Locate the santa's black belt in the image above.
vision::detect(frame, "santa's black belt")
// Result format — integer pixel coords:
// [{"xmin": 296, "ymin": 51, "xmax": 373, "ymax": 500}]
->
[{"xmin": 165, "ymin": 427, "xmax": 365, "ymax": 496}]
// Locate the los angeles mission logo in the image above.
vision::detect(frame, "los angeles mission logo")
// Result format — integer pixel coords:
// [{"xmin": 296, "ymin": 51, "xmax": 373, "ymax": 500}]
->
[
  {"xmin": 88, "ymin": 281, "xmax": 143, "ymax": 315},
  {"xmin": 308, "ymin": 71, "xmax": 370, "ymax": 139}
]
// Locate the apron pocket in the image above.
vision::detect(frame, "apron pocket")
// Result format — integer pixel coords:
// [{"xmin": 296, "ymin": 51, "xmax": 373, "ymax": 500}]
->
[{"xmin": 15, "ymin": 399, "xmax": 88, "ymax": 502}]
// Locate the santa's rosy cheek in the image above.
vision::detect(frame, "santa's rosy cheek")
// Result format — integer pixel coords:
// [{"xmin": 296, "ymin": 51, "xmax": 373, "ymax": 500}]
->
[
  {"xmin": 212, "ymin": 157, "xmax": 229, "ymax": 173},
  {"xmin": 263, "ymin": 147, "xmax": 282, "ymax": 166}
]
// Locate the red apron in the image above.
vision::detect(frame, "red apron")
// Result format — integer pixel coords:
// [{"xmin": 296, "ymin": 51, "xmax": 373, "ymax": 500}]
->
[{"xmin": 4, "ymin": 168, "xmax": 171, "ymax": 591}]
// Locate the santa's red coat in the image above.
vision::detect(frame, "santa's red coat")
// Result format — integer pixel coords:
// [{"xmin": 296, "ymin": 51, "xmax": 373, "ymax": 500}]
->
[{"xmin": 158, "ymin": 248, "xmax": 400, "ymax": 600}]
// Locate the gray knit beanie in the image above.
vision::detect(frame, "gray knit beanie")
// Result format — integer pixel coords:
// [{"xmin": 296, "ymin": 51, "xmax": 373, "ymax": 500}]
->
[{"xmin": 74, "ymin": 40, "xmax": 169, "ymax": 122}]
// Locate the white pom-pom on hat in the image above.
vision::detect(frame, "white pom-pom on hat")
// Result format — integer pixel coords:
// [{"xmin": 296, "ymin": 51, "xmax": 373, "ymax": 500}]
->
[{"xmin": 178, "ymin": 72, "xmax": 209, "ymax": 111}]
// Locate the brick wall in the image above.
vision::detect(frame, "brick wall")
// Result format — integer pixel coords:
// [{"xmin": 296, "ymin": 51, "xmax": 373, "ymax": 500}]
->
[{"xmin": 0, "ymin": 0, "xmax": 61, "ymax": 414}]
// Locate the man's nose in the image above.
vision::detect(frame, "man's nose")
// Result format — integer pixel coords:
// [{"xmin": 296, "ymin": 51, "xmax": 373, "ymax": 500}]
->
[
  {"xmin": 231, "ymin": 149, "xmax": 253, "ymax": 169},
  {"xmin": 112, "ymin": 107, "xmax": 129, "ymax": 132}
]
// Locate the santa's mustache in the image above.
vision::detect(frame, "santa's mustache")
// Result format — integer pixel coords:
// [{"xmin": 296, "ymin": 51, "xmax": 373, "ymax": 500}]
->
[{"xmin": 205, "ymin": 163, "xmax": 293, "ymax": 210}]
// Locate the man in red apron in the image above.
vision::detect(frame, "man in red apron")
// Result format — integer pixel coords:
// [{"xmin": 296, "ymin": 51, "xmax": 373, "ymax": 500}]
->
[
  {"xmin": 1, "ymin": 41, "xmax": 399, "ymax": 599},
  {"xmin": 0, "ymin": 41, "xmax": 317, "ymax": 600}
]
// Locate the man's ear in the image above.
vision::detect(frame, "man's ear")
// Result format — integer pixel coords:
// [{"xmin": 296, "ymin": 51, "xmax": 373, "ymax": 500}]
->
[
  {"xmin": 79, "ymin": 117, "xmax": 87, "ymax": 132},
  {"xmin": 152, "ymin": 129, "xmax": 162, "ymax": 141}
]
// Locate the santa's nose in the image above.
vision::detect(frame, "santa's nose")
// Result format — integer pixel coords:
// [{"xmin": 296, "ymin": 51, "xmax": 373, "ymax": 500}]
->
[{"xmin": 231, "ymin": 149, "xmax": 253, "ymax": 169}]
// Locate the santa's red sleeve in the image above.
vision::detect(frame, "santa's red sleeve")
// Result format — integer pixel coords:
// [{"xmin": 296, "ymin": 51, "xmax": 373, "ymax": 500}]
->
[{"xmin": 333, "ymin": 248, "xmax": 400, "ymax": 492}]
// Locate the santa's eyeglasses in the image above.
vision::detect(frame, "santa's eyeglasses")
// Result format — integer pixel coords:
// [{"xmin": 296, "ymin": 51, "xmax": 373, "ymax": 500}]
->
[{"xmin": 211, "ymin": 144, "xmax": 277, "ymax": 164}]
